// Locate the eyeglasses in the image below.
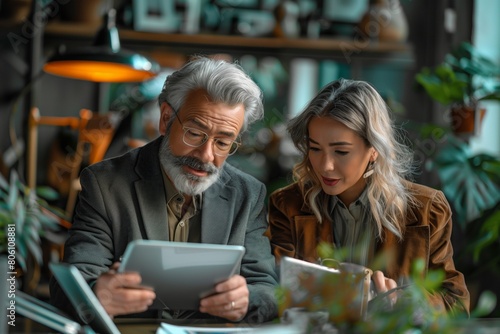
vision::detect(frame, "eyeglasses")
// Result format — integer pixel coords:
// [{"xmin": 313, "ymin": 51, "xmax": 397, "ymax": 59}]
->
[{"xmin": 173, "ymin": 111, "xmax": 241, "ymax": 157}]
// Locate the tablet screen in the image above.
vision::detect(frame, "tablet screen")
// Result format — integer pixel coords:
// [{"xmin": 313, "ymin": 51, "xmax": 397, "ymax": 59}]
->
[{"xmin": 118, "ymin": 240, "xmax": 245, "ymax": 310}]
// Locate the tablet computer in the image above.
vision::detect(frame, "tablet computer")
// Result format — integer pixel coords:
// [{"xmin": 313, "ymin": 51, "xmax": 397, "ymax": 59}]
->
[
  {"xmin": 118, "ymin": 240, "xmax": 246, "ymax": 310},
  {"xmin": 16, "ymin": 289, "xmax": 86, "ymax": 334},
  {"xmin": 49, "ymin": 262, "xmax": 121, "ymax": 334}
]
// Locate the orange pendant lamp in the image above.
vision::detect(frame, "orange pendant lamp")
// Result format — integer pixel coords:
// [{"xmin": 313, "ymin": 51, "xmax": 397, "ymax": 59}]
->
[{"xmin": 43, "ymin": 9, "xmax": 159, "ymax": 83}]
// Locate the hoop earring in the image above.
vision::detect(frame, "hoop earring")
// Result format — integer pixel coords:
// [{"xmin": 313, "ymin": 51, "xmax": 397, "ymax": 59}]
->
[{"xmin": 363, "ymin": 161, "xmax": 376, "ymax": 178}]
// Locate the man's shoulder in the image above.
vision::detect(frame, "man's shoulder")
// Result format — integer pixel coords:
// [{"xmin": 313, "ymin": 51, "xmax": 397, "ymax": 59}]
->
[
  {"xmin": 85, "ymin": 148, "xmax": 138, "ymax": 174},
  {"xmin": 223, "ymin": 163, "xmax": 265, "ymax": 187},
  {"xmin": 84, "ymin": 138, "xmax": 159, "ymax": 176}
]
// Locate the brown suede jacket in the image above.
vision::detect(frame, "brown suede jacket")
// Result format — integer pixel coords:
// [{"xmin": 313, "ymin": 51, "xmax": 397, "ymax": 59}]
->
[{"xmin": 267, "ymin": 181, "xmax": 470, "ymax": 315}]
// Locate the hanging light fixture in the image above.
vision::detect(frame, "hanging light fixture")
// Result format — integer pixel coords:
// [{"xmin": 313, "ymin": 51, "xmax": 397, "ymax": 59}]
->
[{"xmin": 43, "ymin": 8, "xmax": 160, "ymax": 83}]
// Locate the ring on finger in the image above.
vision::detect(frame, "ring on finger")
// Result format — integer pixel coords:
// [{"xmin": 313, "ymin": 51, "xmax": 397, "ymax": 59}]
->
[{"xmin": 231, "ymin": 301, "xmax": 235, "ymax": 310}]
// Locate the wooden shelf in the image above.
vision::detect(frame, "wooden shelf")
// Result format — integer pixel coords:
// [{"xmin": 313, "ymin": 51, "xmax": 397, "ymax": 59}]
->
[{"xmin": 43, "ymin": 22, "xmax": 414, "ymax": 65}]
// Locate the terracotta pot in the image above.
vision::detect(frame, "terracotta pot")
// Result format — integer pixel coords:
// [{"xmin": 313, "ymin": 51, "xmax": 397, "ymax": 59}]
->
[
  {"xmin": 358, "ymin": 0, "xmax": 409, "ymax": 42},
  {"xmin": 450, "ymin": 105, "xmax": 486, "ymax": 135}
]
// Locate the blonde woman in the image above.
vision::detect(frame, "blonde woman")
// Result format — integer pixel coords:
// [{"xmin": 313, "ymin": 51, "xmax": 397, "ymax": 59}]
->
[{"xmin": 267, "ymin": 78, "xmax": 469, "ymax": 315}]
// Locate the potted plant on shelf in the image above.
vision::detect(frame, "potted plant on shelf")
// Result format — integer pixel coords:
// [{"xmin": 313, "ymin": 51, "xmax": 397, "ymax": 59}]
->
[{"xmin": 415, "ymin": 42, "xmax": 500, "ymax": 135}]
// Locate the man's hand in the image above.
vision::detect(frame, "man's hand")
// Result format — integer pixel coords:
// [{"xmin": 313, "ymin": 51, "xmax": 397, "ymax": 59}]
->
[
  {"xmin": 372, "ymin": 270, "xmax": 398, "ymax": 305},
  {"xmin": 199, "ymin": 275, "xmax": 249, "ymax": 322},
  {"xmin": 93, "ymin": 262, "xmax": 156, "ymax": 317}
]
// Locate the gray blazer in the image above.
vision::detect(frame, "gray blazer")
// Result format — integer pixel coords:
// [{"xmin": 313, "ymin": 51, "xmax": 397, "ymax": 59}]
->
[{"xmin": 50, "ymin": 137, "xmax": 278, "ymax": 323}]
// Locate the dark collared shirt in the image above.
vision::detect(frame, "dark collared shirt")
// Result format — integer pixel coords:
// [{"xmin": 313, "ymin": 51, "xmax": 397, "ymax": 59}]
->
[{"xmin": 330, "ymin": 188, "xmax": 376, "ymax": 266}]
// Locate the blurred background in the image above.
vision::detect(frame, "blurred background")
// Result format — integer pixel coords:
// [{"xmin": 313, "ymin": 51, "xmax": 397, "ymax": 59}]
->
[{"xmin": 0, "ymin": 0, "xmax": 499, "ymax": 321}]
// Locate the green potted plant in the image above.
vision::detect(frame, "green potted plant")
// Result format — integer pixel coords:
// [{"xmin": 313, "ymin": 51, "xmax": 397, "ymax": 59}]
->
[
  {"xmin": 405, "ymin": 121, "xmax": 500, "ymax": 313},
  {"xmin": 415, "ymin": 42, "xmax": 500, "ymax": 134},
  {"xmin": 414, "ymin": 42, "xmax": 500, "ymax": 316},
  {"xmin": 0, "ymin": 170, "xmax": 59, "ymax": 273}
]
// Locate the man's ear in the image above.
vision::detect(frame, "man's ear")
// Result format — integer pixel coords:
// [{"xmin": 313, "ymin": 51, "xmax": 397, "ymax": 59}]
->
[{"xmin": 159, "ymin": 102, "xmax": 174, "ymax": 135}]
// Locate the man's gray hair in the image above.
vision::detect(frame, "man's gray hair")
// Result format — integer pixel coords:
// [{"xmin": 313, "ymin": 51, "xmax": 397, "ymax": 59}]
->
[{"xmin": 158, "ymin": 56, "xmax": 264, "ymax": 132}]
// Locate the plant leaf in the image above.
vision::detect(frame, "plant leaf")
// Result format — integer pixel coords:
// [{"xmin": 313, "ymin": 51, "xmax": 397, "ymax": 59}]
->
[
  {"xmin": 433, "ymin": 137, "xmax": 500, "ymax": 228},
  {"xmin": 0, "ymin": 172, "xmax": 8, "ymax": 191},
  {"xmin": 26, "ymin": 235, "xmax": 43, "ymax": 265},
  {"xmin": 36, "ymin": 186, "xmax": 60, "ymax": 201},
  {"xmin": 415, "ymin": 65, "xmax": 467, "ymax": 105},
  {"xmin": 16, "ymin": 237, "xmax": 27, "ymax": 268},
  {"xmin": 16, "ymin": 254, "xmax": 26, "ymax": 272},
  {"xmin": 471, "ymin": 290, "xmax": 497, "ymax": 318},
  {"xmin": 14, "ymin": 198, "xmax": 25, "ymax": 232},
  {"xmin": 468, "ymin": 209, "xmax": 500, "ymax": 262},
  {"xmin": 7, "ymin": 172, "xmax": 19, "ymax": 211}
]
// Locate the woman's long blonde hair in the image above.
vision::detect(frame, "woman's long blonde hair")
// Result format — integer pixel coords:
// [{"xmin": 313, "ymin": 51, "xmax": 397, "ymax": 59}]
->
[{"xmin": 288, "ymin": 78, "xmax": 415, "ymax": 240}]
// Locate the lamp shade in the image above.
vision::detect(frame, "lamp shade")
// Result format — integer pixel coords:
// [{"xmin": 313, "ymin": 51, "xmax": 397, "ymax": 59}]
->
[{"xmin": 43, "ymin": 9, "xmax": 160, "ymax": 83}]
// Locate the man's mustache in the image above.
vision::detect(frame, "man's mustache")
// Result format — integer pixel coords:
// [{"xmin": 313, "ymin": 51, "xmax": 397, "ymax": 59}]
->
[{"xmin": 173, "ymin": 155, "xmax": 218, "ymax": 174}]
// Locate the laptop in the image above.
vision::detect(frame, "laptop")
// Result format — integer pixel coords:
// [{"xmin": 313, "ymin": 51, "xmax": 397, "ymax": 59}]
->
[{"xmin": 49, "ymin": 262, "xmax": 121, "ymax": 334}]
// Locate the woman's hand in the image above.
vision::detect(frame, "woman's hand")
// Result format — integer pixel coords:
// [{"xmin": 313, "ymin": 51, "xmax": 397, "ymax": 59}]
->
[{"xmin": 372, "ymin": 270, "xmax": 398, "ymax": 306}]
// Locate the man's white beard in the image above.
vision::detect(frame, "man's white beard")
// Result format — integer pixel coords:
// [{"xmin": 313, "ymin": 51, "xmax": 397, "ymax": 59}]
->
[{"xmin": 159, "ymin": 136, "xmax": 222, "ymax": 196}]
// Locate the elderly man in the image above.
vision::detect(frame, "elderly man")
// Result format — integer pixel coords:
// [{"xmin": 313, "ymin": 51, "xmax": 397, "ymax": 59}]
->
[{"xmin": 50, "ymin": 56, "xmax": 278, "ymax": 323}]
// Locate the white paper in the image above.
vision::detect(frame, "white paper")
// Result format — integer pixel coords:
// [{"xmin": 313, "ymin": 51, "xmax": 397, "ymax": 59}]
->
[{"xmin": 157, "ymin": 322, "xmax": 303, "ymax": 334}]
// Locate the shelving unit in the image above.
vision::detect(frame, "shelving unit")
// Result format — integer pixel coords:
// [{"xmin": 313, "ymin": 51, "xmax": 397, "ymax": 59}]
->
[
  {"xmin": 42, "ymin": 20, "xmax": 416, "ymax": 124},
  {"xmin": 43, "ymin": 22, "xmax": 415, "ymax": 71}
]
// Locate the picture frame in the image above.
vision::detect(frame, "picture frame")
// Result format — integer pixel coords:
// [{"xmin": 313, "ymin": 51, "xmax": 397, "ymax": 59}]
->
[{"xmin": 133, "ymin": 0, "xmax": 180, "ymax": 33}]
